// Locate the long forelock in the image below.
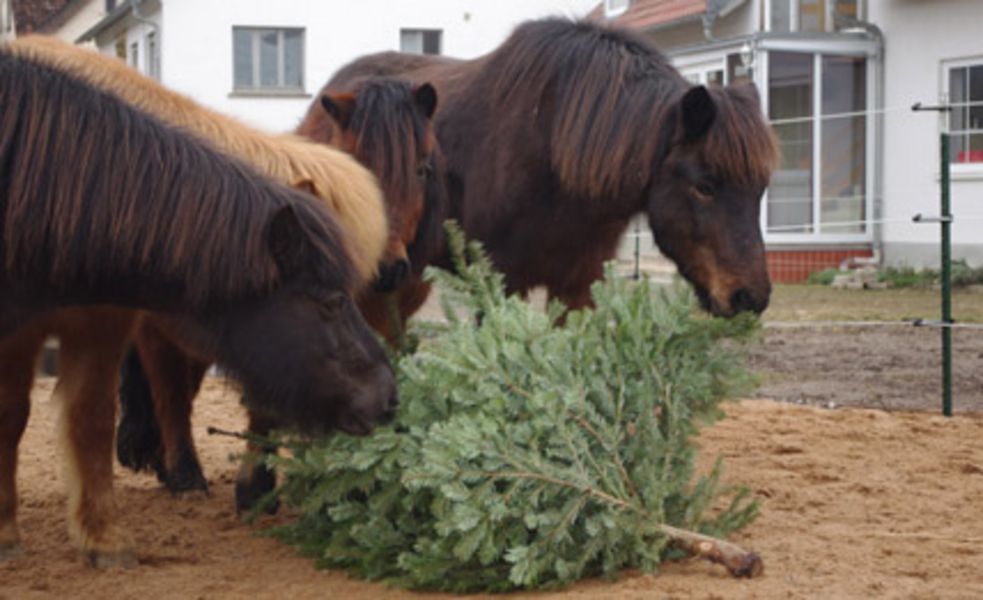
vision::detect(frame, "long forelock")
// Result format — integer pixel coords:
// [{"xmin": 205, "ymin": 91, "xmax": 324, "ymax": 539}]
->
[
  {"xmin": 349, "ymin": 79, "xmax": 429, "ymax": 228},
  {"xmin": 700, "ymin": 85, "xmax": 780, "ymax": 189}
]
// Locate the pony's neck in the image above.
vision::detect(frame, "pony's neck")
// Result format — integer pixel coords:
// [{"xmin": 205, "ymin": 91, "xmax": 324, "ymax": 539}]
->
[{"xmin": 150, "ymin": 313, "xmax": 225, "ymax": 364}]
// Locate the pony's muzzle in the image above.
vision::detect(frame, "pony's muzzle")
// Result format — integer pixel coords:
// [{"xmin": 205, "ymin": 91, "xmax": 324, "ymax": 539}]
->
[
  {"xmin": 372, "ymin": 258, "xmax": 411, "ymax": 293},
  {"xmin": 338, "ymin": 364, "xmax": 398, "ymax": 436},
  {"xmin": 729, "ymin": 287, "xmax": 769, "ymax": 315}
]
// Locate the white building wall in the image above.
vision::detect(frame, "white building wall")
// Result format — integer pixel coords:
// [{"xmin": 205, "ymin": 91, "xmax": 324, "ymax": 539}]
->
[
  {"xmin": 158, "ymin": 0, "xmax": 596, "ymax": 133},
  {"xmin": 872, "ymin": 0, "xmax": 983, "ymax": 266}
]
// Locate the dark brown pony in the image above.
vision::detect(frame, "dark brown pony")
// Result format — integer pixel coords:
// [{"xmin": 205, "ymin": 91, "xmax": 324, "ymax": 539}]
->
[
  {"xmin": 115, "ymin": 77, "xmax": 448, "ymax": 510},
  {"xmin": 0, "ymin": 50, "xmax": 395, "ymax": 566},
  {"xmin": 302, "ymin": 78, "xmax": 447, "ymax": 297},
  {"xmin": 330, "ymin": 18, "xmax": 779, "ymax": 315}
]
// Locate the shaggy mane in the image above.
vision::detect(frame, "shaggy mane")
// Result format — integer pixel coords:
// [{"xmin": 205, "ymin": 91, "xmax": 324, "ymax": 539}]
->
[
  {"xmin": 9, "ymin": 35, "xmax": 386, "ymax": 283},
  {"xmin": 480, "ymin": 18, "xmax": 778, "ymax": 197},
  {"xmin": 0, "ymin": 48, "xmax": 354, "ymax": 308}
]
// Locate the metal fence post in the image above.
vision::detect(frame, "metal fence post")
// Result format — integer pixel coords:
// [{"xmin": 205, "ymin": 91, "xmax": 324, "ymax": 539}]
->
[
  {"xmin": 940, "ymin": 133, "xmax": 953, "ymax": 417},
  {"xmin": 912, "ymin": 103, "xmax": 955, "ymax": 416}
]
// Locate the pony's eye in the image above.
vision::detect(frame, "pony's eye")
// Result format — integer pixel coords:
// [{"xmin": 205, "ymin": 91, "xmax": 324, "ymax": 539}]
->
[
  {"xmin": 318, "ymin": 292, "xmax": 347, "ymax": 318},
  {"xmin": 691, "ymin": 182, "xmax": 714, "ymax": 202},
  {"xmin": 416, "ymin": 164, "xmax": 430, "ymax": 180}
]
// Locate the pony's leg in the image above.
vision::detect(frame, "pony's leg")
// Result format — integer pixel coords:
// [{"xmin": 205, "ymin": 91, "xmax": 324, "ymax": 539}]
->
[
  {"xmin": 116, "ymin": 344, "xmax": 165, "ymax": 476},
  {"xmin": 548, "ymin": 285, "xmax": 595, "ymax": 311},
  {"xmin": 53, "ymin": 308, "xmax": 137, "ymax": 567},
  {"xmin": 0, "ymin": 325, "xmax": 45, "ymax": 560},
  {"xmin": 135, "ymin": 321, "xmax": 209, "ymax": 493},
  {"xmin": 234, "ymin": 410, "xmax": 279, "ymax": 516},
  {"xmin": 547, "ymin": 269, "xmax": 602, "ymax": 326}
]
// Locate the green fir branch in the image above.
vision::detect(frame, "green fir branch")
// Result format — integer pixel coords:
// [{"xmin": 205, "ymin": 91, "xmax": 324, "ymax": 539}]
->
[{"xmin": 267, "ymin": 221, "xmax": 762, "ymax": 592}]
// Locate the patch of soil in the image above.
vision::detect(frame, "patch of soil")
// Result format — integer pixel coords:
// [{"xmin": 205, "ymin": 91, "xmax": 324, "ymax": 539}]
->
[
  {"xmin": 749, "ymin": 325, "xmax": 983, "ymax": 412},
  {"xmin": 5, "ymin": 378, "xmax": 983, "ymax": 598}
]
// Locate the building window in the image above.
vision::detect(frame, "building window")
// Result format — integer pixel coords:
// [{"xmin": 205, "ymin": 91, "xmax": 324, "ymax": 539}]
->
[
  {"xmin": 769, "ymin": 0, "xmax": 862, "ymax": 33},
  {"xmin": 400, "ymin": 29, "xmax": 441, "ymax": 55},
  {"xmin": 146, "ymin": 31, "xmax": 159, "ymax": 80},
  {"xmin": 947, "ymin": 61, "xmax": 983, "ymax": 164},
  {"xmin": 726, "ymin": 53, "xmax": 752, "ymax": 85},
  {"xmin": 129, "ymin": 41, "xmax": 139, "ymax": 70},
  {"xmin": 682, "ymin": 66, "xmax": 724, "ymax": 86},
  {"xmin": 767, "ymin": 51, "xmax": 868, "ymax": 236},
  {"xmin": 232, "ymin": 27, "xmax": 305, "ymax": 93},
  {"xmin": 604, "ymin": 0, "xmax": 630, "ymax": 18}
]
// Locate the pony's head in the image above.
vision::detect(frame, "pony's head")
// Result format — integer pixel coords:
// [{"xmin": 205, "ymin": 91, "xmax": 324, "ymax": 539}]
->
[
  {"xmin": 215, "ymin": 204, "xmax": 397, "ymax": 436},
  {"xmin": 647, "ymin": 84, "xmax": 778, "ymax": 317},
  {"xmin": 319, "ymin": 79, "xmax": 446, "ymax": 292}
]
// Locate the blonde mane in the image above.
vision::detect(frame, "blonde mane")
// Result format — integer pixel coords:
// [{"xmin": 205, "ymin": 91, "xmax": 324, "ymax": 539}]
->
[{"xmin": 8, "ymin": 35, "xmax": 386, "ymax": 284}]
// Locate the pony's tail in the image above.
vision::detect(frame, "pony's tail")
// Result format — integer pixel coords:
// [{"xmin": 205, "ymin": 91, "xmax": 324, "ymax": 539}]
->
[{"xmin": 116, "ymin": 347, "xmax": 165, "ymax": 479}]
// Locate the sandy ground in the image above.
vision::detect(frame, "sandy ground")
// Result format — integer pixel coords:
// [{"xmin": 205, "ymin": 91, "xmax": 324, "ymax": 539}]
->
[{"xmin": 4, "ymin": 375, "xmax": 983, "ymax": 599}]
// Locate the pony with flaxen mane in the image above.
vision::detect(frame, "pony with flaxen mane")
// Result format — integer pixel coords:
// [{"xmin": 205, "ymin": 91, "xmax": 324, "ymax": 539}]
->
[
  {"xmin": 330, "ymin": 18, "xmax": 779, "ymax": 315},
  {"xmin": 114, "ymin": 76, "xmax": 451, "ymax": 511},
  {"xmin": 0, "ymin": 49, "xmax": 396, "ymax": 567}
]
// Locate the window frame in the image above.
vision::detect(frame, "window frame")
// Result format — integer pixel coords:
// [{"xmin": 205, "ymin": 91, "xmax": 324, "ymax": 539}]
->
[
  {"xmin": 765, "ymin": 0, "xmax": 865, "ymax": 34},
  {"xmin": 231, "ymin": 26, "xmax": 306, "ymax": 95},
  {"xmin": 1, "ymin": 0, "xmax": 12, "ymax": 34},
  {"xmin": 759, "ymin": 43, "xmax": 877, "ymax": 244},
  {"xmin": 399, "ymin": 28, "xmax": 442, "ymax": 56},
  {"xmin": 942, "ymin": 56, "xmax": 983, "ymax": 174},
  {"xmin": 145, "ymin": 31, "xmax": 159, "ymax": 80}
]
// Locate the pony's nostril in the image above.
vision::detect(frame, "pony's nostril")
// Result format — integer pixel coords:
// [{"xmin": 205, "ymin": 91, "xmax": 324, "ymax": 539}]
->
[
  {"xmin": 393, "ymin": 259, "xmax": 410, "ymax": 284},
  {"xmin": 730, "ymin": 288, "xmax": 766, "ymax": 315},
  {"xmin": 372, "ymin": 259, "xmax": 412, "ymax": 293}
]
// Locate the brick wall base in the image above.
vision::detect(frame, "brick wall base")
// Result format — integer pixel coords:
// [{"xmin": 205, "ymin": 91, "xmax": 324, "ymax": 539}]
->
[{"xmin": 767, "ymin": 249, "xmax": 874, "ymax": 283}]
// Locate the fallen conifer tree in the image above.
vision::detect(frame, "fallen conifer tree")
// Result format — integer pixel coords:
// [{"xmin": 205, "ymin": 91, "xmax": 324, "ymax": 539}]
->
[{"xmin": 266, "ymin": 223, "xmax": 763, "ymax": 592}]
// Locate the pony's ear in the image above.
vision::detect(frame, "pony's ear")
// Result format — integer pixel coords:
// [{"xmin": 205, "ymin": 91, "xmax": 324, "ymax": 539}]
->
[
  {"xmin": 293, "ymin": 178, "xmax": 318, "ymax": 196},
  {"xmin": 680, "ymin": 85, "xmax": 717, "ymax": 143},
  {"xmin": 413, "ymin": 83, "xmax": 438, "ymax": 119},
  {"xmin": 267, "ymin": 205, "xmax": 308, "ymax": 277},
  {"xmin": 320, "ymin": 93, "xmax": 357, "ymax": 130}
]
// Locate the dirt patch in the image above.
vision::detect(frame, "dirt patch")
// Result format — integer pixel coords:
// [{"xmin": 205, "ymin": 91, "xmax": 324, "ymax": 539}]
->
[
  {"xmin": 5, "ymin": 378, "xmax": 983, "ymax": 599},
  {"xmin": 750, "ymin": 325, "xmax": 983, "ymax": 412}
]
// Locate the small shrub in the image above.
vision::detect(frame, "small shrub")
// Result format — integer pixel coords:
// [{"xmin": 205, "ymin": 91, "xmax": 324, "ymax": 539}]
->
[
  {"xmin": 878, "ymin": 266, "xmax": 936, "ymax": 289},
  {"xmin": 807, "ymin": 268, "xmax": 840, "ymax": 286},
  {"xmin": 951, "ymin": 259, "xmax": 983, "ymax": 288}
]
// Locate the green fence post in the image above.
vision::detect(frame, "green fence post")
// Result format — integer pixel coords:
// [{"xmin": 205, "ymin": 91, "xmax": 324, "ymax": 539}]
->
[{"xmin": 940, "ymin": 133, "xmax": 953, "ymax": 417}]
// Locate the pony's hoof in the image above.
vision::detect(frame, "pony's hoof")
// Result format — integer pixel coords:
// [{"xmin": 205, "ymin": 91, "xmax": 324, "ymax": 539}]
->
[
  {"xmin": 0, "ymin": 541, "xmax": 24, "ymax": 561},
  {"xmin": 163, "ymin": 452, "xmax": 209, "ymax": 495},
  {"xmin": 86, "ymin": 548, "xmax": 138, "ymax": 569},
  {"xmin": 235, "ymin": 466, "xmax": 279, "ymax": 516}
]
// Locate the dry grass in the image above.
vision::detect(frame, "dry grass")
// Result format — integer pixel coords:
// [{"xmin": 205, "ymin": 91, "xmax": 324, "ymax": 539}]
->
[{"xmin": 764, "ymin": 284, "xmax": 983, "ymax": 323}]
